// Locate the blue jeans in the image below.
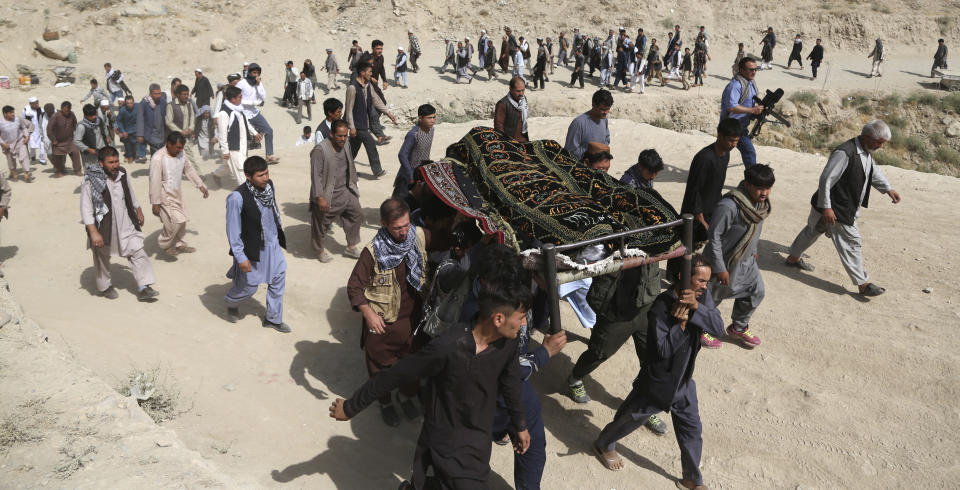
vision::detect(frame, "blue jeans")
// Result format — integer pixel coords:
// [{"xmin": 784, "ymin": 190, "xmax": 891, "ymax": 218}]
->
[
  {"xmin": 109, "ymin": 90, "xmax": 124, "ymax": 103},
  {"xmin": 737, "ymin": 126, "xmax": 756, "ymax": 168},
  {"xmin": 248, "ymin": 113, "xmax": 274, "ymax": 156}
]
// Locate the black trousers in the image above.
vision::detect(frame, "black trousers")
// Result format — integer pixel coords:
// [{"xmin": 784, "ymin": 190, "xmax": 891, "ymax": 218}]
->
[
  {"xmin": 282, "ymin": 81, "xmax": 297, "ymax": 105},
  {"xmin": 571, "ymin": 303, "xmax": 652, "ymax": 380},
  {"xmin": 569, "ymin": 69, "xmax": 584, "ymax": 87}
]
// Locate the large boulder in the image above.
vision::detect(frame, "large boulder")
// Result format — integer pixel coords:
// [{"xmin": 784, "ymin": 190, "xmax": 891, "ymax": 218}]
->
[
  {"xmin": 946, "ymin": 121, "xmax": 960, "ymax": 138},
  {"xmin": 33, "ymin": 39, "xmax": 74, "ymax": 61}
]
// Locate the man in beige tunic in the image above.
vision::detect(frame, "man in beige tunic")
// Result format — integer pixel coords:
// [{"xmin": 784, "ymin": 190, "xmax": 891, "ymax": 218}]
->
[
  {"xmin": 149, "ymin": 132, "xmax": 209, "ymax": 255},
  {"xmin": 310, "ymin": 119, "xmax": 362, "ymax": 263},
  {"xmin": 81, "ymin": 146, "xmax": 158, "ymax": 301},
  {"xmin": 164, "ymin": 85, "xmax": 198, "ymax": 168},
  {"xmin": 1, "ymin": 105, "xmax": 35, "ymax": 182}
]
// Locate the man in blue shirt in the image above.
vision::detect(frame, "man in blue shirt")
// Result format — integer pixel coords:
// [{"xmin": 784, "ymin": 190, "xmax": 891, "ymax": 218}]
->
[{"xmin": 719, "ymin": 57, "xmax": 764, "ymax": 168}]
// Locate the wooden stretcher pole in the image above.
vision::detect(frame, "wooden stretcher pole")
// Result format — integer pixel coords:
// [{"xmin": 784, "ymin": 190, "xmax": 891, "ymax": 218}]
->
[
  {"xmin": 681, "ymin": 214, "xmax": 694, "ymax": 289},
  {"xmin": 541, "ymin": 243, "xmax": 562, "ymax": 335}
]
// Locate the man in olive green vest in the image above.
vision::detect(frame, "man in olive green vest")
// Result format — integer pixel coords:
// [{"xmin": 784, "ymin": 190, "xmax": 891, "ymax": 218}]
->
[{"xmin": 346, "ymin": 198, "xmax": 429, "ymax": 427}]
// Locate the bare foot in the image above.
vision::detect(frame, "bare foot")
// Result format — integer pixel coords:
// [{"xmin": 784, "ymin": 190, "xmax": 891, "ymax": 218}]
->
[{"xmin": 593, "ymin": 442, "xmax": 624, "ymax": 471}]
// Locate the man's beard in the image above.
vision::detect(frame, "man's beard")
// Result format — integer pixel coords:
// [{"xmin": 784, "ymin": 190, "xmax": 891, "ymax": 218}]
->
[{"xmin": 104, "ymin": 167, "xmax": 118, "ymax": 179}]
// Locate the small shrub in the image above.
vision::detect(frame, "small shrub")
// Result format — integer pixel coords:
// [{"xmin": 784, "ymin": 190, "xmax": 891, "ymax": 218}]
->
[
  {"xmin": 942, "ymin": 93, "xmax": 960, "ymax": 113},
  {"xmin": 904, "ymin": 135, "xmax": 926, "ymax": 152},
  {"xmin": 929, "ymin": 133, "xmax": 947, "ymax": 147},
  {"xmin": 871, "ymin": 3, "xmax": 891, "ymax": 13},
  {"xmin": 790, "ymin": 91, "xmax": 819, "ymax": 105},
  {"xmin": 842, "ymin": 93, "xmax": 870, "ymax": 108},
  {"xmin": 907, "ymin": 91, "xmax": 938, "ymax": 106},
  {"xmin": 887, "ymin": 115, "xmax": 908, "ymax": 129},
  {"xmin": 873, "ymin": 151, "xmax": 907, "ymax": 168},
  {"xmin": 660, "ymin": 18, "xmax": 675, "ymax": 30},
  {"xmin": 478, "ymin": 9, "xmax": 488, "ymax": 16},
  {"xmin": 116, "ymin": 366, "xmax": 184, "ymax": 424},
  {"xmin": 936, "ymin": 146, "xmax": 960, "ymax": 166},
  {"xmin": 936, "ymin": 16, "xmax": 953, "ymax": 36},
  {"xmin": 649, "ymin": 117, "xmax": 676, "ymax": 130},
  {"xmin": 856, "ymin": 103, "xmax": 874, "ymax": 115},
  {"xmin": 889, "ymin": 131, "xmax": 907, "ymax": 149},
  {"xmin": 880, "ymin": 93, "xmax": 902, "ymax": 108}
]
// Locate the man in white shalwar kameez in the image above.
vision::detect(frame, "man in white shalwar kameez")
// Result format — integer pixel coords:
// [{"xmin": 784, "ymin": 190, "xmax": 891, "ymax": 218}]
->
[
  {"xmin": 213, "ymin": 86, "xmax": 260, "ymax": 186},
  {"xmin": 149, "ymin": 131, "xmax": 209, "ymax": 255},
  {"xmin": 22, "ymin": 97, "xmax": 46, "ymax": 165}
]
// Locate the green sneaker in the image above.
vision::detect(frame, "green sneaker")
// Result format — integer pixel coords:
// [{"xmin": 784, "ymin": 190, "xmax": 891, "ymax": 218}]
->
[{"xmin": 645, "ymin": 414, "xmax": 668, "ymax": 435}]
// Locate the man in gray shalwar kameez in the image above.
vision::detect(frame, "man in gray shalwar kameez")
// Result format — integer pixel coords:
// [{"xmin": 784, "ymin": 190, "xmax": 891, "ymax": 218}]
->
[
  {"xmin": 703, "ymin": 164, "xmax": 775, "ymax": 349},
  {"xmin": 785, "ymin": 120, "xmax": 902, "ymax": 298}
]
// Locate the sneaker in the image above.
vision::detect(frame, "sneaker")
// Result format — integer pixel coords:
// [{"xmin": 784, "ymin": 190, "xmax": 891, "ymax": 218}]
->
[
  {"xmin": 318, "ymin": 250, "xmax": 334, "ymax": 263},
  {"xmin": 569, "ymin": 379, "xmax": 591, "ymax": 404},
  {"xmin": 644, "ymin": 414, "xmax": 669, "ymax": 435},
  {"xmin": 101, "ymin": 286, "xmax": 119, "ymax": 300},
  {"xmin": 380, "ymin": 403, "xmax": 401, "ymax": 427},
  {"xmin": 227, "ymin": 307, "xmax": 240, "ymax": 323},
  {"xmin": 726, "ymin": 324, "xmax": 761, "ymax": 347},
  {"xmin": 700, "ymin": 333, "xmax": 722, "ymax": 349},
  {"xmin": 344, "ymin": 245, "xmax": 363, "ymax": 259},
  {"xmin": 262, "ymin": 318, "xmax": 292, "ymax": 333},
  {"xmin": 137, "ymin": 286, "xmax": 159, "ymax": 302},
  {"xmin": 373, "ymin": 169, "xmax": 388, "ymax": 178},
  {"xmin": 493, "ymin": 433, "xmax": 511, "ymax": 446}
]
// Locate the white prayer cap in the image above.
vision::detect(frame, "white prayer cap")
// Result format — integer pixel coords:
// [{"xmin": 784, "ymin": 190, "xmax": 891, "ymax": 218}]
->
[
  {"xmin": 99, "ymin": 99, "xmax": 110, "ymax": 106},
  {"xmin": 195, "ymin": 68, "xmax": 203, "ymax": 73},
  {"xmin": 398, "ymin": 46, "xmax": 405, "ymax": 51},
  {"xmin": 481, "ymin": 29, "xmax": 486, "ymax": 34},
  {"xmin": 27, "ymin": 96, "xmax": 38, "ymax": 103},
  {"xmin": 326, "ymin": 48, "xmax": 333, "ymax": 52},
  {"xmin": 465, "ymin": 36, "xmax": 470, "ymax": 40},
  {"xmin": 243, "ymin": 61, "xmax": 250, "ymax": 66}
]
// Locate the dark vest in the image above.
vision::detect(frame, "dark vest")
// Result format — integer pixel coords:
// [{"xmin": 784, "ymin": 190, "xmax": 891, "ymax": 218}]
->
[
  {"xmin": 810, "ymin": 138, "xmax": 872, "ymax": 226},
  {"xmin": 81, "ymin": 121, "xmax": 106, "ymax": 150},
  {"xmin": 224, "ymin": 106, "xmax": 249, "ymax": 152},
  {"xmin": 94, "ymin": 167, "xmax": 141, "ymax": 247},
  {"xmin": 351, "ymin": 80, "xmax": 370, "ymax": 131},
  {"xmin": 230, "ymin": 180, "xmax": 286, "ymax": 263},
  {"xmin": 497, "ymin": 96, "xmax": 523, "ymax": 140}
]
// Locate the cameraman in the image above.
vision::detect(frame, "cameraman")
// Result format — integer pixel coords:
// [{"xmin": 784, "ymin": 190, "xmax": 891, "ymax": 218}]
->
[{"xmin": 720, "ymin": 57, "xmax": 763, "ymax": 169}]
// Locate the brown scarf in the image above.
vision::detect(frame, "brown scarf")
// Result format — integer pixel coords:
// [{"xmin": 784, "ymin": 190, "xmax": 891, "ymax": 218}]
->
[{"xmin": 724, "ymin": 181, "xmax": 771, "ymax": 270}]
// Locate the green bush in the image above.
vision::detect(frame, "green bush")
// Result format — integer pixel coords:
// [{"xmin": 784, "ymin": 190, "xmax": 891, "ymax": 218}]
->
[
  {"xmin": 904, "ymin": 135, "xmax": 926, "ymax": 152},
  {"xmin": 936, "ymin": 146, "xmax": 960, "ymax": 166},
  {"xmin": 907, "ymin": 91, "xmax": 938, "ymax": 106},
  {"xmin": 660, "ymin": 18, "xmax": 675, "ymax": 30},
  {"xmin": 842, "ymin": 93, "xmax": 871, "ymax": 108},
  {"xmin": 942, "ymin": 93, "xmax": 960, "ymax": 113},
  {"xmin": 886, "ymin": 115, "xmax": 908, "ymax": 129},
  {"xmin": 880, "ymin": 93, "xmax": 902, "ymax": 108},
  {"xmin": 649, "ymin": 117, "xmax": 676, "ymax": 130},
  {"xmin": 857, "ymin": 104, "xmax": 875, "ymax": 115},
  {"xmin": 790, "ymin": 91, "xmax": 819, "ymax": 106},
  {"xmin": 929, "ymin": 133, "xmax": 947, "ymax": 147},
  {"xmin": 888, "ymin": 132, "xmax": 904, "ymax": 149},
  {"xmin": 873, "ymin": 151, "xmax": 907, "ymax": 168}
]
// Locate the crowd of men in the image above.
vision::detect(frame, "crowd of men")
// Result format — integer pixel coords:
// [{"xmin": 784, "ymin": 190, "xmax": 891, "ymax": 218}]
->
[{"xmin": 0, "ymin": 21, "xmax": 926, "ymax": 490}]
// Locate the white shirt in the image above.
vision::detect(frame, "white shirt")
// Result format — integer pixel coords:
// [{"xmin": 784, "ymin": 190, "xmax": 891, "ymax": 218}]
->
[
  {"xmin": 235, "ymin": 79, "xmax": 267, "ymax": 118},
  {"xmin": 295, "ymin": 135, "xmax": 312, "ymax": 146}
]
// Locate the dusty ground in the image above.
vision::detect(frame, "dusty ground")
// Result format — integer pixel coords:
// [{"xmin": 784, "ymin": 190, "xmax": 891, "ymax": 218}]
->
[
  {"xmin": 0, "ymin": 113, "xmax": 958, "ymax": 488},
  {"xmin": 1, "ymin": 3, "xmax": 960, "ymax": 488}
]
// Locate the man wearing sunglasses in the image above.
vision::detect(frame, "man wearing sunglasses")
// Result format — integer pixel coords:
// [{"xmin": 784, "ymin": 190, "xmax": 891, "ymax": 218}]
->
[{"xmin": 719, "ymin": 57, "xmax": 764, "ymax": 169}]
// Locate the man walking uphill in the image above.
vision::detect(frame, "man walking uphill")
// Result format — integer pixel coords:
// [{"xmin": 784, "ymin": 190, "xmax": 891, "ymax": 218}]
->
[
  {"xmin": 785, "ymin": 120, "xmax": 901, "ymax": 297},
  {"xmin": 223, "ymin": 156, "xmax": 291, "ymax": 332}
]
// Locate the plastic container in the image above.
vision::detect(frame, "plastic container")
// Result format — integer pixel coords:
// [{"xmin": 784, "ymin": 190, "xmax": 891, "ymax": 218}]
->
[
  {"xmin": 19, "ymin": 75, "xmax": 31, "ymax": 87},
  {"xmin": 0, "ymin": 76, "xmax": 9, "ymax": 89}
]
